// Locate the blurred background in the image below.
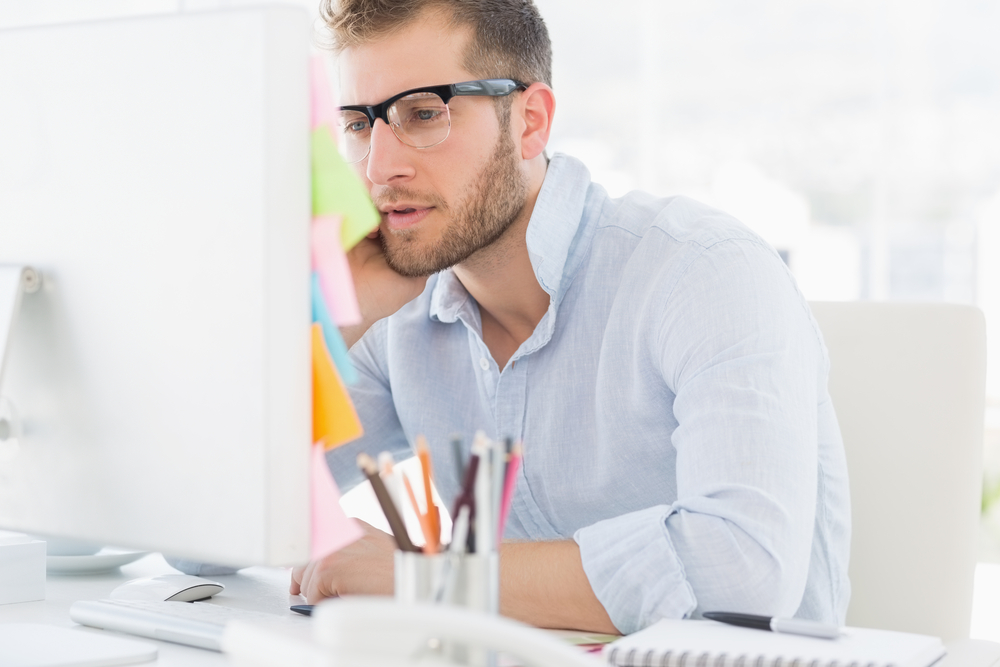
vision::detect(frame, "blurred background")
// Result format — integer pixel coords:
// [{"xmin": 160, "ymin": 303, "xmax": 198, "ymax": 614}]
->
[{"xmin": 2, "ymin": 0, "xmax": 999, "ymax": 635}]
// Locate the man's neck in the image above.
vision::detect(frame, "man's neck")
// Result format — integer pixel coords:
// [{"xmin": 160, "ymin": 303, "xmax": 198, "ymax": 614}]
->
[{"xmin": 453, "ymin": 157, "xmax": 549, "ymax": 369}]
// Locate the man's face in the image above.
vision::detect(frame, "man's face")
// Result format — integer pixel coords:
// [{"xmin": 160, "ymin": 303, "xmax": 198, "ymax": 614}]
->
[{"xmin": 339, "ymin": 13, "xmax": 527, "ymax": 277}]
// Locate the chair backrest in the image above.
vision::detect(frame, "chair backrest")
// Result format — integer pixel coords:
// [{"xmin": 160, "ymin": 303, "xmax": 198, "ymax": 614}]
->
[{"xmin": 809, "ymin": 302, "xmax": 986, "ymax": 642}]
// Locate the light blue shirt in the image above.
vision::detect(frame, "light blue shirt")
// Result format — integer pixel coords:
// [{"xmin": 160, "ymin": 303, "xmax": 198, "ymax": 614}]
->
[{"xmin": 328, "ymin": 153, "xmax": 851, "ymax": 635}]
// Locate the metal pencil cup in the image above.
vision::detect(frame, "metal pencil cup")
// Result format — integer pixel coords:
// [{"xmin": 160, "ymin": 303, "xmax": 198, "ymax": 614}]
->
[{"xmin": 394, "ymin": 550, "xmax": 499, "ymax": 666}]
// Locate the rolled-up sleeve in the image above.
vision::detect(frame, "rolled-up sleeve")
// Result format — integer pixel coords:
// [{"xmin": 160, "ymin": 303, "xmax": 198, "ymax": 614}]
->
[{"xmin": 574, "ymin": 237, "xmax": 824, "ymax": 634}]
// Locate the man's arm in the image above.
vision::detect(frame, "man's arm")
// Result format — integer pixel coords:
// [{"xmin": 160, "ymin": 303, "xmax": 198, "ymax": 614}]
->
[
  {"xmin": 500, "ymin": 540, "xmax": 618, "ymax": 633},
  {"xmin": 289, "ymin": 525, "xmax": 618, "ymax": 634}
]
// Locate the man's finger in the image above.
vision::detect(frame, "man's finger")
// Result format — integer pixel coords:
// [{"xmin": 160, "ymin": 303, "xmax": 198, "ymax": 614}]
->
[
  {"xmin": 297, "ymin": 560, "xmax": 318, "ymax": 600},
  {"xmin": 305, "ymin": 560, "xmax": 328, "ymax": 603},
  {"xmin": 289, "ymin": 565, "xmax": 306, "ymax": 595}
]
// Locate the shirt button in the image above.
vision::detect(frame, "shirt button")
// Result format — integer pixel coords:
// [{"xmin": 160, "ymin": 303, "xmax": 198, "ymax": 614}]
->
[{"xmin": 479, "ymin": 357, "xmax": 490, "ymax": 371}]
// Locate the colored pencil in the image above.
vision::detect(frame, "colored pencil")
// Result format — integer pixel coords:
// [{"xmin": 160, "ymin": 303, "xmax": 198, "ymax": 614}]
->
[
  {"xmin": 415, "ymin": 436, "xmax": 439, "ymax": 549},
  {"xmin": 402, "ymin": 474, "xmax": 438, "ymax": 554},
  {"xmin": 357, "ymin": 452, "xmax": 419, "ymax": 552},
  {"xmin": 498, "ymin": 442, "xmax": 522, "ymax": 542}
]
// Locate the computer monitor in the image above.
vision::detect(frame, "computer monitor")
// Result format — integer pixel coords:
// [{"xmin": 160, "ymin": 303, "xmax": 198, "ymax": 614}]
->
[{"xmin": 0, "ymin": 7, "xmax": 312, "ymax": 567}]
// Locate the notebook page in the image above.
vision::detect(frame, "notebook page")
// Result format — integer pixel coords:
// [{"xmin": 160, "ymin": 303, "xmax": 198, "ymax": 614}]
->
[{"xmin": 604, "ymin": 619, "xmax": 945, "ymax": 667}]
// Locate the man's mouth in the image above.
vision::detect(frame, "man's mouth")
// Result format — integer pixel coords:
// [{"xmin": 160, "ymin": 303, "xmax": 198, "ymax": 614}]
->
[{"xmin": 384, "ymin": 206, "xmax": 433, "ymax": 230}]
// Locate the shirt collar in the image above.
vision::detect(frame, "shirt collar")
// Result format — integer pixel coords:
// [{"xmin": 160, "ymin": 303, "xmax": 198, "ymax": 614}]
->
[{"xmin": 429, "ymin": 153, "xmax": 592, "ymax": 324}]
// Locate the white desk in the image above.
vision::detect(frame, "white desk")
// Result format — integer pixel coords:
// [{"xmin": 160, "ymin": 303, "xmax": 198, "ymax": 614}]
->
[
  {"xmin": 0, "ymin": 553, "xmax": 309, "ymax": 665},
  {"xmin": 2, "ymin": 554, "xmax": 999, "ymax": 666}
]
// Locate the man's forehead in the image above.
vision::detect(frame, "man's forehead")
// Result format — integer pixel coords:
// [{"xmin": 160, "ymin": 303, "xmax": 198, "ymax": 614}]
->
[{"xmin": 338, "ymin": 12, "xmax": 475, "ymax": 106}]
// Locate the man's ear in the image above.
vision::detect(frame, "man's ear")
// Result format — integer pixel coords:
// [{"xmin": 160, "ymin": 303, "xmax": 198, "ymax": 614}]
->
[{"xmin": 515, "ymin": 83, "xmax": 555, "ymax": 160}]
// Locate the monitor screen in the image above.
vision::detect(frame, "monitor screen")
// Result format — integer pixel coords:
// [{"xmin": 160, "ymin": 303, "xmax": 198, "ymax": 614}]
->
[{"xmin": 0, "ymin": 7, "xmax": 312, "ymax": 567}]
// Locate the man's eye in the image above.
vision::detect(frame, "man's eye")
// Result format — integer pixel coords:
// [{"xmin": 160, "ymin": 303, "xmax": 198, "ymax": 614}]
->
[
  {"xmin": 413, "ymin": 109, "xmax": 442, "ymax": 122},
  {"xmin": 347, "ymin": 120, "xmax": 369, "ymax": 133}
]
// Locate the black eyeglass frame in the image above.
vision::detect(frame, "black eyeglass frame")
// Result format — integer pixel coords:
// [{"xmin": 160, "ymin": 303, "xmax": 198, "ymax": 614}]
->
[{"xmin": 338, "ymin": 78, "xmax": 528, "ymax": 130}]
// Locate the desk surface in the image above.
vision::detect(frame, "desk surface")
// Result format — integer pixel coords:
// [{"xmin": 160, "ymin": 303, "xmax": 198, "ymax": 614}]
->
[
  {"xmin": 1, "ymin": 554, "xmax": 999, "ymax": 667},
  {"xmin": 0, "ymin": 553, "xmax": 309, "ymax": 665}
]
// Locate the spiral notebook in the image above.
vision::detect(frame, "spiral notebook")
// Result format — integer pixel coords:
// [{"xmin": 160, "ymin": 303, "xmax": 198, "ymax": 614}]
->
[{"xmin": 604, "ymin": 619, "xmax": 945, "ymax": 667}]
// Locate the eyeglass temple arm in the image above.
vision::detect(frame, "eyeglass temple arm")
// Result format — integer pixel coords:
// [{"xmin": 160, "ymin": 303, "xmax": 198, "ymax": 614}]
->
[{"xmin": 448, "ymin": 79, "xmax": 527, "ymax": 98}]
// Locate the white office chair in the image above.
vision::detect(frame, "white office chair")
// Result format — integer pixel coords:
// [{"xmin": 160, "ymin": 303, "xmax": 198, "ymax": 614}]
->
[{"xmin": 809, "ymin": 302, "xmax": 986, "ymax": 642}]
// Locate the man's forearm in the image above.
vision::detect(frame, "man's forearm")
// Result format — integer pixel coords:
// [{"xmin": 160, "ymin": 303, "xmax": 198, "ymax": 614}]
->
[{"xmin": 500, "ymin": 540, "xmax": 619, "ymax": 634}]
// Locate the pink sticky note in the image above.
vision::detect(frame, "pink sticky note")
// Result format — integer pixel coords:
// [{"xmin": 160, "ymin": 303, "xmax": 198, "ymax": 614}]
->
[
  {"xmin": 311, "ymin": 442, "xmax": 363, "ymax": 561},
  {"xmin": 311, "ymin": 55, "xmax": 338, "ymax": 132},
  {"xmin": 312, "ymin": 215, "xmax": 362, "ymax": 326}
]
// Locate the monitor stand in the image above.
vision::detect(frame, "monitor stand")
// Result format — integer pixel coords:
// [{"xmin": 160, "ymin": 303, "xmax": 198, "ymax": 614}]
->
[{"xmin": 0, "ymin": 265, "xmax": 38, "ymax": 460}]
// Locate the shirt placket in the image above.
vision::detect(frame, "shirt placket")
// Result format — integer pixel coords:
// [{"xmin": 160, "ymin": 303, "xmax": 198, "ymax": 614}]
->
[{"xmin": 497, "ymin": 310, "xmax": 564, "ymax": 540}]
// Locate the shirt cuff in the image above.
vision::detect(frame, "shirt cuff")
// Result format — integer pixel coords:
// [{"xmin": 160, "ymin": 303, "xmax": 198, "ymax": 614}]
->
[{"xmin": 574, "ymin": 505, "xmax": 697, "ymax": 634}]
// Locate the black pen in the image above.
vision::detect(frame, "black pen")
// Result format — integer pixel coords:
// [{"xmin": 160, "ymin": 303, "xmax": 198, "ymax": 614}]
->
[{"xmin": 703, "ymin": 612, "xmax": 841, "ymax": 639}]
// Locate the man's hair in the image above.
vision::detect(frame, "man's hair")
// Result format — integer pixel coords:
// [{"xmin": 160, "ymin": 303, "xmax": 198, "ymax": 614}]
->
[{"xmin": 321, "ymin": 0, "xmax": 552, "ymax": 88}]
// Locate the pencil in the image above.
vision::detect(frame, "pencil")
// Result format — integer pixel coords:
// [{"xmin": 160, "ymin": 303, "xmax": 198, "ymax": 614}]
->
[
  {"xmin": 498, "ymin": 442, "xmax": 522, "ymax": 542},
  {"xmin": 378, "ymin": 452, "xmax": 403, "ymax": 518},
  {"xmin": 402, "ymin": 474, "xmax": 438, "ymax": 554},
  {"xmin": 415, "ymin": 436, "xmax": 439, "ymax": 548},
  {"xmin": 491, "ymin": 439, "xmax": 508, "ymax": 544},
  {"xmin": 357, "ymin": 452, "xmax": 419, "ymax": 552}
]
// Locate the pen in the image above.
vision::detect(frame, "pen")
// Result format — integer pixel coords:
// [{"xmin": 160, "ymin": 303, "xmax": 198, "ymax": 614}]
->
[
  {"xmin": 450, "ymin": 434, "xmax": 465, "ymax": 484},
  {"xmin": 451, "ymin": 441, "xmax": 480, "ymax": 553},
  {"xmin": 472, "ymin": 433, "xmax": 493, "ymax": 554},
  {"xmin": 433, "ymin": 504, "xmax": 471, "ymax": 603},
  {"xmin": 357, "ymin": 452, "xmax": 420, "ymax": 553},
  {"xmin": 702, "ymin": 612, "xmax": 841, "ymax": 640}
]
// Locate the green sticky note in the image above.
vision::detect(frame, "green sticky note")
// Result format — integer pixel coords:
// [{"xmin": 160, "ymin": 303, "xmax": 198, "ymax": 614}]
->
[{"xmin": 311, "ymin": 127, "xmax": 380, "ymax": 250}]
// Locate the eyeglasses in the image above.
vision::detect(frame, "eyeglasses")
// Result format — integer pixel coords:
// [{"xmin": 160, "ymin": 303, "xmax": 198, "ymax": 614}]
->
[{"xmin": 337, "ymin": 78, "xmax": 528, "ymax": 164}]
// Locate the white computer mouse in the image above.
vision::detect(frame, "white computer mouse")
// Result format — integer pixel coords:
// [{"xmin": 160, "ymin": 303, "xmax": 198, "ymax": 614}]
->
[{"xmin": 109, "ymin": 574, "xmax": 225, "ymax": 602}]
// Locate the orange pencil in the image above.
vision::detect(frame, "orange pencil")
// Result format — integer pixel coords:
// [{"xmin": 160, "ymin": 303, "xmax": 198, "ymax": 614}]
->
[
  {"xmin": 416, "ymin": 436, "xmax": 440, "ymax": 548},
  {"xmin": 402, "ymin": 474, "xmax": 438, "ymax": 554}
]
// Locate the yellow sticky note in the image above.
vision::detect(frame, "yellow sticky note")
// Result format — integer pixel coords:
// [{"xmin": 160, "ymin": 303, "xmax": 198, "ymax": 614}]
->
[
  {"xmin": 311, "ymin": 127, "xmax": 380, "ymax": 251},
  {"xmin": 312, "ymin": 323, "xmax": 363, "ymax": 449}
]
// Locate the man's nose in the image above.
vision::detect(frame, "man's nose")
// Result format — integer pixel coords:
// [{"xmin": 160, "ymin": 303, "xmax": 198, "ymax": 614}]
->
[{"xmin": 365, "ymin": 119, "xmax": 415, "ymax": 185}]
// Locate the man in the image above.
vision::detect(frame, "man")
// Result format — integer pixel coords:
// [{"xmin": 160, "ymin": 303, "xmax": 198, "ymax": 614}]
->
[{"xmin": 291, "ymin": 0, "xmax": 851, "ymax": 636}]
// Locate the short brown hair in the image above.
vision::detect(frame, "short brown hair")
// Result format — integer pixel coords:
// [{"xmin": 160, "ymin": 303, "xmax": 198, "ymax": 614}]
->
[{"xmin": 321, "ymin": 0, "xmax": 552, "ymax": 88}]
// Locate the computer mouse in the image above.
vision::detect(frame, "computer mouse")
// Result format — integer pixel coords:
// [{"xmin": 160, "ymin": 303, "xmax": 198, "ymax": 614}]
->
[{"xmin": 109, "ymin": 574, "xmax": 225, "ymax": 602}]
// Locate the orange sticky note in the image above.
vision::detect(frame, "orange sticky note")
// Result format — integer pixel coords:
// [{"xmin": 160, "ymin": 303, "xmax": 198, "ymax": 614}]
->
[
  {"xmin": 312, "ymin": 323, "xmax": 363, "ymax": 449},
  {"xmin": 310, "ymin": 442, "xmax": 363, "ymax": 560}
]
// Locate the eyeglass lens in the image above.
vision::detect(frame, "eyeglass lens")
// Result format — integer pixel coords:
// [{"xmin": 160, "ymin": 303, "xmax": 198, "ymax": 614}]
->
[{"xmin": 338, "ymin": 92, "xmax": 452, "ymax": 164}]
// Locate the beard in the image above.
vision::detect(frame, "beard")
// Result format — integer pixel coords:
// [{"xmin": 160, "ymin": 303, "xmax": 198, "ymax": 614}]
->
[{"xmin": 375, "ymin": 128, "xmax": 527, "ymax": 278}]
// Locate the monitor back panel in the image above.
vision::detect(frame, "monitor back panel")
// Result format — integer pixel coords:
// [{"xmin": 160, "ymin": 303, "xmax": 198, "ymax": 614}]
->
[{"xmin": 0, "ymin": 7, "xmax": 311, "ymax": 566}]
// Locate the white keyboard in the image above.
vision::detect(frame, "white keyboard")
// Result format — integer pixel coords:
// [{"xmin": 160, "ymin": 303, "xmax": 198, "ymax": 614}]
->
[{"xmin": 70, "ymin": 599, "xmax": 299, "ymax": 651}]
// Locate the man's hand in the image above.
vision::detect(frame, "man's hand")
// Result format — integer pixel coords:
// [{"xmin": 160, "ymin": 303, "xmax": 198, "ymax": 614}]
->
[
  {"xmin": 341, "ymin": 230, "xmax": 428, "ymax": 348},
  {"xmin": 289, "ymin": 520, "xmax": 396, "ymax": 602}
]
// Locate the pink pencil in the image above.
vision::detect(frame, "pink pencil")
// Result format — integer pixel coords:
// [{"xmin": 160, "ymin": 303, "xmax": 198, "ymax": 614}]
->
[{"xmin": 497, "ymin": 442, "xmax": 522, "ymax": 542}]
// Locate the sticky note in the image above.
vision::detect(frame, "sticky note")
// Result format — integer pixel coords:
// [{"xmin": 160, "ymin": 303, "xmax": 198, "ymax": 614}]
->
[
  {"xmin": 310, "ymin": 55, "xmax": 338, "ymax": 131},
  {"xmin": 312, "ymin": 215, "xmax": 362, "ymax": 327},
  {"xmin": 310, "ymin": 442, "xmax": 363, "ymax": 560},
  {"xmin": 312, "ymin": 323, "xmax": 363, "ymax": 448},
  {"xmin": 311, "ymin": 127, "xmax": 380, "ymax": 250},
  {"xmin": 311, "ymin": 274, "xmax": 358, "ymax": 385}
]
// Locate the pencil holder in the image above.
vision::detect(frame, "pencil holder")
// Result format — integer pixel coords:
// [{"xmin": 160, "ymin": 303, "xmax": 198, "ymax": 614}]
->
[{"xmin": 394, "ymin": 550, "xmax": 499, "ymax": 666}]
